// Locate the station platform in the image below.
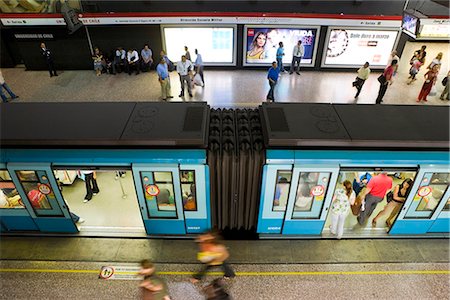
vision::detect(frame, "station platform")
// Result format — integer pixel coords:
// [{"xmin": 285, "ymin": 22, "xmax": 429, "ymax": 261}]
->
[{"xmin": 1, "ymin": 237, "xmax": 449, "ymax": 299}]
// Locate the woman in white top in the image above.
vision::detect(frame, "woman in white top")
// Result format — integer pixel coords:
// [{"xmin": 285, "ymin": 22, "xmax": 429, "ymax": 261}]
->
[
  {"xmin": 428, "ymin": 52, "xmax": 443, "ymax": 71},
  {"xmin": 330, "ymin": 180, "xmax": 355, "ymax": 239}
]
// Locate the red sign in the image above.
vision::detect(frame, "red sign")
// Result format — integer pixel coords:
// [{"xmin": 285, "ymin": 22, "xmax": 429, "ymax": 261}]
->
[
  {"xmin": 146, "ymin": 184, "xmax": 160, "ymax": 197},
  {"xmin": 248, "ymin": 29, "xmax": 254, "ymax": 36},
  {"xmin": 310, "ymin": 185, "xmax": 325, "ymax": 197},
  {"xmin": 417, "ymin": 186, "xmax": 432, "ymax": 197}
]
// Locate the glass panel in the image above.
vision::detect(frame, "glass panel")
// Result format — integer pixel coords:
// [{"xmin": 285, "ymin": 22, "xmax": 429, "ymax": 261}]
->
[
  {"xmin": 443, "ymin": 197, "xmax": 450, "ymax": 211},
  {"xmin": 16, "ymin": 171, "xmax": 38, "ymax": 181},
  {"xmin": 0, "ymin": 170, "xmax": 24, "ymax": 209},
  {"xmin": 21, "ymin": 182, "xmax": 52, "ymax": 210},
  {"xmin": 415, "ymin": 173, "xmax": 450, "ymax": 213},
  {"xmin": 155, "ymin": 184, "xmax": 176, "ymax": 210},
  {"xmin": 272, "ymin": 170, "xmax": 292, "ymax": 212},
  {"xmin": 180, "ymin": 170, "xmax": 197, "ymax": 211},
  {"xmin": 0, "ymin": 0, "xmax": 81, "ymax": 13},
  {"xmin": 141, "ymin": 171, "xmax": 177, "ymax": 218},
  {"xmin": 294, "ymin": 172, "xmax": 320, "ymax": 212},
  {"xmin": 154, "ymin": 172, "xmax": 173, "ymax": 182}
]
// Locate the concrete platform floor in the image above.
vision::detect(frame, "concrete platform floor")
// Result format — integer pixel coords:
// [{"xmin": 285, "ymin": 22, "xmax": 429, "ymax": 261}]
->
[
  {"xmin": 1, "ymin": 237, "xmax": 449, "ymax": 264},
  {"xmin": 1, "ymin": 260, "xmax": 449, "ymax": 299},
  {"xmin": 2, "ymin": 67, "xmax": 449, "ymax": 107}
]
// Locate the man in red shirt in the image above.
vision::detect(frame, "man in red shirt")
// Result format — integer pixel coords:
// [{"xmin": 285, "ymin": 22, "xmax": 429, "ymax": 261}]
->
[
  {"xmin": 357, "ymin": 172, "xmax": 393, "ymax": 226},
  {"xmin": 376, "ymin": 59, "xmax": 398, "ymax": 104}
]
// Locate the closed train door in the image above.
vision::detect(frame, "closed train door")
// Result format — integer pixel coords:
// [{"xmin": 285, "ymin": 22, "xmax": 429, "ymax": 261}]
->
[
  {"xmin": 7, "ymin": 163, "xmax": 78, "ymax": 233},
  {"xmin": 390, "ymin": 167, "xmax": 450, "ymax": 235}
]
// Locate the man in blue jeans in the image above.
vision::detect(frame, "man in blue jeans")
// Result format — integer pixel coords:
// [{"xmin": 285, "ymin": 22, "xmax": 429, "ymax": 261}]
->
[
  {"xmin": 266, "ymin": 61, "xmax": 280, "ymax": 102},
  {"xmin": 276, "ymin": 42, "xmax": 285, "ymax": 73},
  {"xmin": 0, "ymin": 70, "xmax": 18, "ymax": 103}
]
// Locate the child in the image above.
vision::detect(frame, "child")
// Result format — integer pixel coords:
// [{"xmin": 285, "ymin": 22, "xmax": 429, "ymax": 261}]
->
[{"xmin": 408, "ymin": 54, "xmax": 423, "ymax": 85}]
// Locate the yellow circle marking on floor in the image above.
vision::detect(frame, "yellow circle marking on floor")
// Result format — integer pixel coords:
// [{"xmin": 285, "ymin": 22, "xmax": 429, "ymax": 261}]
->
[{"xmin": 0, "ymin": 269, "xmax": 449, "ymax": 276}]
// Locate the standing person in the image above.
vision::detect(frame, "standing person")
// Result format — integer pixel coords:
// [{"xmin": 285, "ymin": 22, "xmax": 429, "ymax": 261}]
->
[
  {"xmin": 184, "ymin": 46, "xmax": 191, "ymax": 61},
  {"xmin": 246, "ymin": 31, "xmax": 267, "ymax": 60},
  {"xmin": 194, "ymin": 49, "xmax": 204, "ymax": 86},
  {"xmin": 289, "ymin": 40, "xmax": 304, "ymax": 75},
  {"xmin": 81, "ymin": 170, "xmax": 99, "ymax": 203},
  {"xmin": 139, "ymin": 260, "xmax": 171, "ymax": 300},
  {"xmin": 413, "ymin": 45, "xmax": 427, "ymax": 64},
  {"xmin": 356, "ymin": 172, "xmax": 393, "ymax": 226},
  {"xmin": 417, "ymin": 64, "xmax": 439, "ymax": 102},
  {"xmin": 126, "ymin": 48, "xmax": 140, "ymax": 75},
  {"xmin": 276, "ymin": 42, "xmax": 285, "ymax": 73},
  {"xmin": 330, "ymin": 180, "xmax": 355, "ymax": 239},
  {"xmin": 0, "ymin": 70, "xmax": 19, "ymax": 103},
  {"xmin": 156, "ymin": 57, "xmax": 173, "ymax": 101},
  {"xmin": 191, "ymin": 231, "xmax": 235, "ymax": 283},
  {"xmin": 440, "ymin": 71, "xmax": 450, "ymax": 101},
  {"xmin": 427, "ymin": 52, "xmax": 443, "ymax": 71},
  {"xmin": 140, "ymin": 44, "xmax": 153, "ymax": 72},
  {"xmin": 112, "ymin": 47, "xmax": 126, "ymax": 74},
  {"xmin": 407, "ymin": 53, "xmax": 423, "ymax": 85},
  {"xmin": 387, "ymin": 50, "xmax": 400, "ymax": 76},
  {"xmin": 92, "ymin": 47, "xmax": 103, "ymax": 77},
  {"xmin": 352, "ymin": 62, "xmax": 370, "ymax": 98},
  {"xmin": 176, "ymin": 55, "xmax": 193, "ymax": 98},
  {"xmin": 373, "ymin": 178, "xmax": 413, "ymax": 228},
  {"xmin": 376, "ymin": 59, "xmax": 397, "ymax": 104},
  {"xmin": 40, "ymin": 42, "xmax": 57, "ymax": 77},
  {"xmin": 266, "ymin": 61, "xmax": 280, "ymax": 102},
  {"xmin": 160, "ymin": 50, "xmax": 175, "ymax": 72}
]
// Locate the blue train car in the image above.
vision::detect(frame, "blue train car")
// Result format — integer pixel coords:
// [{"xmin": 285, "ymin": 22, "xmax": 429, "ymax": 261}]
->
[
  {"xmin": 0, "ymin": 103, "xmax": 211, "ymax": 236},
  {"xmin": 257, "ymin": 104, "xmax": 450, "ymax": 238}
]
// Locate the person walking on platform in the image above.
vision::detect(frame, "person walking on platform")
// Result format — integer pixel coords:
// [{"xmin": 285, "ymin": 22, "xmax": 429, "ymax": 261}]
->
[
  {"xmin": 0, "ymin": 70, "xmax": 19, "ymax": 103},
  {"xmin": 191, "ymin": 231, "xmax": 235, "ymax": 283},
  {"xmin": 40, "ymin": 42, "xmax": 58, "ymax": 77},
  {"xmin": 156, "ymin": 57, "xmax": 173, "ymax": 101},
  {"xmin": 184, "ymin": 46, "xmax": 192, "ymax": 61},
  {"xmin": 139, "ymin": 260, "xmax": 171, "ymax": 300},
  {"xmin": 276, "ymin": 42, "xmax": 285, "ymax": 73},
  {"xmin": 417, "ymin": 64, "xmax": 439, "ymax": 103},
  {"xmin": 372, "ymin": 178, "xmax": 413, "ymax": 228},
  {"xmin": 357, "ymin": 172, "xmax": 392, "ymax": 226},
  {"xmin": 330, "ymin": 180, "xmax": 355, "ymax": 239},
  {"xmin": 80, "ymin": 170, "xmax": 99, "ymax": 203},
  {"xmin": 352, "ymin": 62, "xmax": 370, "ymax": 98},
  {"xmin": 375, "ymin": 59, "xmax": 397, "ymax": 104},
  {"xmin": 290, "ymin": 40, "xmax": 304, "ymax": 75},
  {"xmin": 177, "ymin": 55, "xmax": 194, "ymax": 98},
  {"xmin": 266, "ymin": 61, "xmax": 280, "ymax": 102},
  {"xmin": 194, "ymin": 49, "xmax": 204, "ymax": 86}
]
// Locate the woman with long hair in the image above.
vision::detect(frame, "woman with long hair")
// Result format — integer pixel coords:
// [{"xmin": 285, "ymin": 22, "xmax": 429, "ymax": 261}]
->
[
  {"xmin": 372, "ymin": 178, "xmax": 413, "ymax": 227},
  {"xmin": 330, "ymin": 180, "xmax": 356, "ymax": 239},
  {"xmin": 417, "ymin": 64, "xmax": 439, "ymax": 102},
  {"xmin": 246, "ymin": 31, "xmax": 267, "ymax": 60}
]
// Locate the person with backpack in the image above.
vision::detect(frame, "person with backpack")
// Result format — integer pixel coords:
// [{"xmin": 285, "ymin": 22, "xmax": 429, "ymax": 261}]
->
[
  {"xmin": 330, "ymin": 180, "xmax": 355, "ymax": 239},
  {"xmin": 372, "ymin": 178, "xmax": 413, "ymax": 228}
]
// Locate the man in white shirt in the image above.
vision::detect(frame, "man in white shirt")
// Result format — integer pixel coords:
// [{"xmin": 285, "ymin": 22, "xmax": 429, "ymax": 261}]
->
[
  {"xmin": 352, "ymin": 62, "xmax": 371, "ymax": 98},
  {"xmin": 0, "ymin": 70, "xmax": 19, "ymax": 103},
  {"xmin": 290, "ymin": 40, "xmax": 304, "ymax": 75},
  {"xmin": 176, "ymin": 55, "xmax": 194, "ymax": 98},
  {"xmin": 126, "ymin": 48, "xmax": 140, "ymax": 75},
  {"xmin": 194, "ymin": 49, "xmax": 204, "ymax": 86},
  {"xmin": 112, "ymin": 47, "xmax": 126, "ymax": 74}
]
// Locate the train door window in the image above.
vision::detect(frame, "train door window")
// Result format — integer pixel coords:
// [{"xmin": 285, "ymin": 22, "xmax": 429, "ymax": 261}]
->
[
  {"xmin": 406, "ymin": 172, "xmax": 450, "ymax": 218},
  {"xmin": 292, "ymin": 172, "xmax": 331, "ymax": 218},
  {"xmin": 141, "ymin": 171, "xmax": 177, "ymax": 218},
  {"xmin": 442, "ymin": 196, "xmax": 450, "ymax": 211},
  {"xmin": 273, "ymin": 170, "xmax": 292, "ymax": 212},
  {"xmin": 0, "ymin": 170, "xmax": 24, "ymax": 209},
  {"xmin": 15, "ymin": 170, "xmax": 60, "ymax": 216},
  {"xmin": 180, "ymin": 170, "xmax": 197, "ymax": 211}
]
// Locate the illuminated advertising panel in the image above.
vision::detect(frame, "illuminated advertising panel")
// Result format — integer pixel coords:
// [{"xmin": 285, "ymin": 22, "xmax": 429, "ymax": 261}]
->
[
  {"xmin": 162, "ymin": 26, "xmax": 235, "ymax": 65},
  {"xmin": 323, "ymin": 28, "xmax": 399, "ymax": 68},
  {"xmin": 243, "ymin": 26, "xmax": 320, "ymax": 66}
]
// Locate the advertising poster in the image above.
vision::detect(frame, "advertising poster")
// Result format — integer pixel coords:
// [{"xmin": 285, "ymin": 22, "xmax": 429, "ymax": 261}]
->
[
  {"xmin": 245, "ymin": 27, "xmax": 318, "ymax": 65},
  {"xmin": 163, "ymin": 27, "xmax": 234, "ymax": 65},
  {"xmin": 324, "ymin": 29, "xmax": 398, "ymax": 68}
]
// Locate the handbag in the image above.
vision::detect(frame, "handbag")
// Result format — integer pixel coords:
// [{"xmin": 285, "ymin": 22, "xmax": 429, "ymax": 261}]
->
[
  {"xmin": 377, "ymin": 74, "xmax": 386, "ymax": 84},
  {"xmin": 442, "ymin": 76, "xmax": 448, "ymax": 87},
  {"xmin": 429, "ymin": 85, "xmax": 437, "ymax": 96},
  {"xmin": 351, "ymin": 188, "xmax": 366, "ymax": 216},
  {"xmin": 386, "ymin": 191, "xmax": 394, "ymax": 203}
]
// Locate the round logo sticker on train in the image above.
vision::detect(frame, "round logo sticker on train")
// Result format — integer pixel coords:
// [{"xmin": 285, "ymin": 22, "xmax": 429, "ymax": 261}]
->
[
  {"xmin": 418, "ymin": 186, "xmax": 432, "ymax": 197},
  {"xmin": 38, "ymin": 183, "xmax": 51, "ymax": 195},
  {"xmin": 311, "ymin": 185, "xmax": 325, "ymax": 197},
  {"xmin": 146, "ymin": 184, "xmax": 160, "ymax": 196}
]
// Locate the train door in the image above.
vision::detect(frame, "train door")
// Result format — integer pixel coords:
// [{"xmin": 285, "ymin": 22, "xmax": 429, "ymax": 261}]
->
[
  {"xmin": 7, "ymin": 163, "xmax": 78, "ymax": 233},
  {"xmin": 390, "ymin": 168, "xmax": 450, "ymax": 235},
  {"xmin": 281, "ymin": 165, "xmax": 339, "ymax": 235}
]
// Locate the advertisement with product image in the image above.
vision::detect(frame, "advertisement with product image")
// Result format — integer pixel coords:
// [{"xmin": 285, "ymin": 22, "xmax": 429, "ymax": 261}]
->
[
  {"xmin": 244, "ymin": 26, "xmax": 318, "ymax": 66},
  {"xmin": 324, "ymin": 28, "xmax": 399, "ymax": 68}
]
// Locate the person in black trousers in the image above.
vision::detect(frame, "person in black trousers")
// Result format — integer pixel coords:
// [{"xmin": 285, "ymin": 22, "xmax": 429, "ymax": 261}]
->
[
  {"xmin": 81, "ymin": 171, "xmax": 99, "ymax": 202},
  {"xmin": 40, "ymin": 42, "xmax": 58, "ymax": 77}
]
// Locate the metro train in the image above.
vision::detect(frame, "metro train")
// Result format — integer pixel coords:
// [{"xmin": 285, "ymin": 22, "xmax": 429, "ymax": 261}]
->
[{"xmin": 0, "ymin": 102, "xmax": 449, "ymax": 238}]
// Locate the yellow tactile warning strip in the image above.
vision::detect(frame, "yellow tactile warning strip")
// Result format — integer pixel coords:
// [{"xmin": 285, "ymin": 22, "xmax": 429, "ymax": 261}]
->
[{"xmin": 1, "ymin": 269, "xmax": 449, "ymax": 276}]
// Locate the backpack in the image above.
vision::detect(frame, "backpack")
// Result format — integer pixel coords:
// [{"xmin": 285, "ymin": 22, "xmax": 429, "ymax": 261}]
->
[
  {"xmin": 442, "ymin": 76, "xmax": 448, "ymax": 87},
  {"xmin": 386, "ymin": 190, "xmax": 394, "ymax": 203}
]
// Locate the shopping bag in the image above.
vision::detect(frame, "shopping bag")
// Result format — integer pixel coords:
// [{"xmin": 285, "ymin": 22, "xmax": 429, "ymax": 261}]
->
[
  {"xmin": 193, "ymin": 73, "xmax": 204, "ymax": 86},
  {"xmin": 429, "ymin": 85, "xmax": 437, "ymax": 96}
]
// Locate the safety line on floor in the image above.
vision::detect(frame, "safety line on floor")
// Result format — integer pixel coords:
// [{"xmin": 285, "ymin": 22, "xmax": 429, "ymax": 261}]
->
[{"xmin": 0, "ymin": 269, "xmax": 449, "ymax": 276}]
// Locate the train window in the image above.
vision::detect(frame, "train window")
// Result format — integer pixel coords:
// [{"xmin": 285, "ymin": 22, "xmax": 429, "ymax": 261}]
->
[
  {"xmin": 180, "ymin": 170, "xmax": 197, "ymax": 211},
  {"xmin": 0, "ymin": 170, "xmax": 24, "ymax": 209},
  {"xmin": 141, "ymin": 171, "xmax": 177, "ymax": 219},
  {"xmin": 442, "ymin": 197, "xmax": 450, "ymax": 211},
  {"xmin": 153, "ymin": 172, "xmax": 176, "ymax": 211},
  {"xmin": 294, "ymin": 172, "xmax": 324, "ymax": 212},
  {"xmin": 415, "ymin": 173, "xmax": 450, "ymax": 214},
  {"xmin": 15, "ymin": 170, "xmax": 55, "ymax": 214},
  {"xmin": 272, "ymin": 170, "xmax": 292, "ymax": 212}
]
